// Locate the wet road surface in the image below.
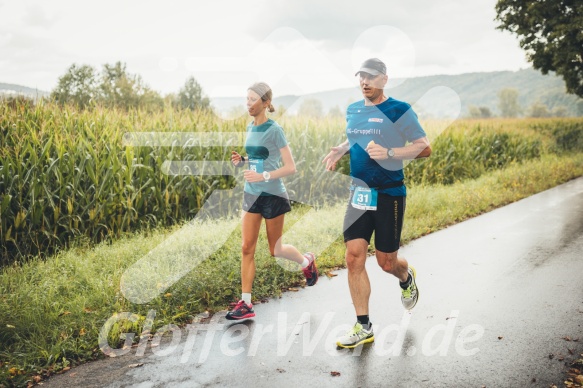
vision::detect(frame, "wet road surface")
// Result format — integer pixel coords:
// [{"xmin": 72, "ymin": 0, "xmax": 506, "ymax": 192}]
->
[{"xmin": 44, "ymin": 177, "xmax": 583, "ymax": 387}]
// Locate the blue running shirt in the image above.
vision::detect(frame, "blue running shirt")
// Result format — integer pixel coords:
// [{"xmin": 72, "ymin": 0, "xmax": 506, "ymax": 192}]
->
[
  {"xmin": 346, "ymin": 98, "xmax": 426, "ymax": 196},
  {"xmin": 244, "ymin": 119, "xmax": 288, "ymax": 196}
]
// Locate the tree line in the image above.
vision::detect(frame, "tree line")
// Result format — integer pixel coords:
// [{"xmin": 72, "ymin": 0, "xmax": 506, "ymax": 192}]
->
[
  {"xmin": 468, "ymin": 88, "xmax": 576, "ymax": 119},
  {"xmin": 50, "ymin": 61, "xmax": 210, "ymax": 111}
]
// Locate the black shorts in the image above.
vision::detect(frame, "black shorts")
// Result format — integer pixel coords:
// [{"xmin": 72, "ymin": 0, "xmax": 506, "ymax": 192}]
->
[
  {"xmin": 242, "ymin": 192, "xmax": 292, "ymax": 219},
  {"xmin": 343, "ymin": 190, "xmax": 406, "ymax": 253}
]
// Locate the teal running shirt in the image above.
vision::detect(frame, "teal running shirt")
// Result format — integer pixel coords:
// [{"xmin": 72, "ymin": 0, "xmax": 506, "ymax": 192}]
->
[{"xmin": 244, "ymin": 119, "xmax": 288, "ymax": 196}]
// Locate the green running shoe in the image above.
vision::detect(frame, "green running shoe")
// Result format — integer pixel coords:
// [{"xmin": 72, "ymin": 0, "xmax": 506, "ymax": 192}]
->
[
  {"xmin": 401, "ymin": 266, "xmax": 419, "ymax": 310},
  {"xmin": 336, "ymin": 322, "xmax": 374, "ymax": 349}
]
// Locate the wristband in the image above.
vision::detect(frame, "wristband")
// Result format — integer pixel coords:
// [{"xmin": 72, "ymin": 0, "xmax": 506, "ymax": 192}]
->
[{"xmin": 235, "ymin": 155, "xmax": 246, "ymax": 168}]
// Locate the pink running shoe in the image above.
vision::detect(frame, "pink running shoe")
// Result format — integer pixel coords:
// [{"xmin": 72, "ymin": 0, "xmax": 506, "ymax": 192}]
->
[
  {"xmin": 302, "ymin": 252, "xmax": 318, "ymax": 286},
  {"xmin": 225, "ymin": 300, "xmax": 255, "ymax": 320}
]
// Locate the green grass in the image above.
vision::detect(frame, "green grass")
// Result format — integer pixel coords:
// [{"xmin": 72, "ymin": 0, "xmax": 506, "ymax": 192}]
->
[{"xmin": 2, "ymin": 152, "xmax": 583, "ymax": 386}]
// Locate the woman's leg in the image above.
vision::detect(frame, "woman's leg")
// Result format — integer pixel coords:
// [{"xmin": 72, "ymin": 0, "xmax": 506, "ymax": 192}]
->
[
  {"xmin": 241, "ymin": 211, "xmax": 263, "ymax": 293},
  {"xmin": 265, "ymin": 214, "xmax": 304, "ymax": 264}
]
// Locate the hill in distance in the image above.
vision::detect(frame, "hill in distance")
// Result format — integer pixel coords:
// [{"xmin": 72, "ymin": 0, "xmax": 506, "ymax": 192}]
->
[
  {"xmin": 0, "ymin": 83, "xmax": 49, "ymax": 99},
  {"xmin": 211, "ymin": 68, "xmax": 583, "ymax": 118},
  {"xmin": 3, "ymin": 68, "xmax": 582, "ymax": 118}
]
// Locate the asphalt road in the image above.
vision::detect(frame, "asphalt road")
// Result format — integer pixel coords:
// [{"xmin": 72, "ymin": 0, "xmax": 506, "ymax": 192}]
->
[{"xmin": 44, "ymin": 177, "xmax": 583, "ymax": 387}]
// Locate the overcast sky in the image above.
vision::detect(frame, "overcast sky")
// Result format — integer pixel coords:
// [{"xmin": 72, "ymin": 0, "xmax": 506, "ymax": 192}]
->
[{"xmin": 0, "ymin": 0, "xmax": 530, "ymax": 98}]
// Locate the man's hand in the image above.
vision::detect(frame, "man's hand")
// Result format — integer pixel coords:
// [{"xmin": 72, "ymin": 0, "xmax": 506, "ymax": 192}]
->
[
  {"xmin": 243, "ymin": 170, "xmax": 264, "ymax": 182},
  {"xmin": 322, "ymin": 144, "xmax": 349, "ymax": 171},
  {"xmin": 365, "ymin": 137, "xmax": 432, "ymax": 160},
  {"xmin": 365, "ymin": 141, "xmax": 389, "ymax": 160}
]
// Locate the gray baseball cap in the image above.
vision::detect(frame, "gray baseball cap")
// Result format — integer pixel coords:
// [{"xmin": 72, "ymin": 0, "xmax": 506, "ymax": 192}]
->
[{"xmin": 355, "ymin": 58, "xmax": 387, "ymax": 76}]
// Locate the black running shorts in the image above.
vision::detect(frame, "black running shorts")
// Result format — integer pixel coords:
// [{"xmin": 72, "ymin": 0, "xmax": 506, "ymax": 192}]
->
[
  {"xmin": 343, "ymin": 190, "xmax": 406, "ymax": 253},
  {"xmin": 242, "ymin": 192, "xmax": 292, "ymax": 219}
]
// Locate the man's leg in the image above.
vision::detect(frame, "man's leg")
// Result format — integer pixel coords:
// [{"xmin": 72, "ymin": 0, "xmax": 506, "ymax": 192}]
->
[
  {"xmin": 346, "ymin": 238, "xmax": 371, "ymax": 315},
  {"xmin": 375, "ymin": 250, "xmax": 408, "ymax": 283},
  {"xmin": 373, "ymin": 195, "xmax": 418, "ymax": 310},
  {"xmin": 336, "ymin": 238, "xmax": 375, "ymax": 348},
  {"xmin": 337, "ymin": 195, "xmax": 376, "ymax": 348},
  {"xmin": 377, "ymin": 250, "xmax": 418, "ymax": 310}
]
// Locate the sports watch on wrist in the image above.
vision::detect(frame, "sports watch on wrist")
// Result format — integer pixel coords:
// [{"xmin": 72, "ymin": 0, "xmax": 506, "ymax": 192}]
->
[
  {"xmin": 262, "ymin": 171, "xmax": 271, "ymax": 182},
  {"xmin": 386, "ymin": 148, "xmax": 395, "ymax": 159}
]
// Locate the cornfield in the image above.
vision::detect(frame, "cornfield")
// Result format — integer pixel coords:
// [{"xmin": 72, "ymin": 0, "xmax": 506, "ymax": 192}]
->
[{"xmin": 1, "ymin": 98, "xmax": 582, "ymax": 264}]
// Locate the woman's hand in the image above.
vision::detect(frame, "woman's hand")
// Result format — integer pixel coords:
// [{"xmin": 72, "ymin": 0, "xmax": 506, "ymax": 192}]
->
[
  {"xmin": 243, "ymin": 170, "xmax": 264, "ymax": 182},
  {"xmin": 231, "ymin": 151, "xmax": 245, "ymax": 167}
]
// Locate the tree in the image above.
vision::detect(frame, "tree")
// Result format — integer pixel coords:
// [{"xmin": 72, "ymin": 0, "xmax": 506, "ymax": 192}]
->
[
  {"xmin": 469, "ymin": 105, "xmax": 493, "ymax": 118},
  {"xmin": 225, "ymin": 105, "xmax": 247, "ymax": 119},
  {"xmin": 551, "ymin": 106, "xmax": 568, "ymax": 117},
  {"xmin": 495, "ymin": 0, "xmax": 583, "ymax": 98},
  {"xmin": 51, "ymin": 62, "xmax": 163, "ymax": 110},
  {"xmin": 297, "ymin": 98, "xmax": 323, "ymax": 118},
  {"xmin": 327, "ymin": 105, "xmax": 344, "ymax": 118},
  {"xmin": 177, "ymin": 76, "xmax": 209, "ymax": 111},
  {"xmin": 99, "ymin": 62, "xmax": 134, "ymax": 108},
  {"xmin": 497, "ymin": 88, "xmax": 521, "ymax": 117},
  {"xmin": 98, "ymin": 62, "xmax": 163, "ymax": 110},
  {"xmin": 51, "ymin": 64, "xmax": 97, "ymax": 108},
  {"xmin": 527, "ymin": 101, "xmax": 550, "ymax": 117}
]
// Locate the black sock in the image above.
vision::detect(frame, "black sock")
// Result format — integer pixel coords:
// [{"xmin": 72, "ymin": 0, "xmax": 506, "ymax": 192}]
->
[
  {"xmin": 357, "ymin": 315, "xmax": 370, "ymax": 326},
  {"xmin": 400, "ymin": 273, "xmax": 412, "ymax": 289}
]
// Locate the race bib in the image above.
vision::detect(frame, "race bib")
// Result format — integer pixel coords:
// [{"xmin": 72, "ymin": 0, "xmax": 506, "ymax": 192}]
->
[
  {"xmin": 351, "ymin": 187, "xmax": 378, "ymax": 211},
  {"xmin": 248, "ymin": 158, "xmax": 264, "ymax": 173}
]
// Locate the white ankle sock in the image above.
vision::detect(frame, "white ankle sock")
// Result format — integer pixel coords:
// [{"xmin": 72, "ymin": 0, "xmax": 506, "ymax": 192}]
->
[
  {"xmin": 301, "ymin": 257, "xmax": 310, "ymax": 268},
  {"xmin": 242, "ymin": 293, "xmax": 252, "ymax": 305}
]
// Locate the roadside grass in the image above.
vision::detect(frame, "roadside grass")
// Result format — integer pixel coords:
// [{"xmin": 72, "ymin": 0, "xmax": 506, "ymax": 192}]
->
[{"xmin": 1, "ymin": 152, "xmax": 583, "ymax": 386}]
